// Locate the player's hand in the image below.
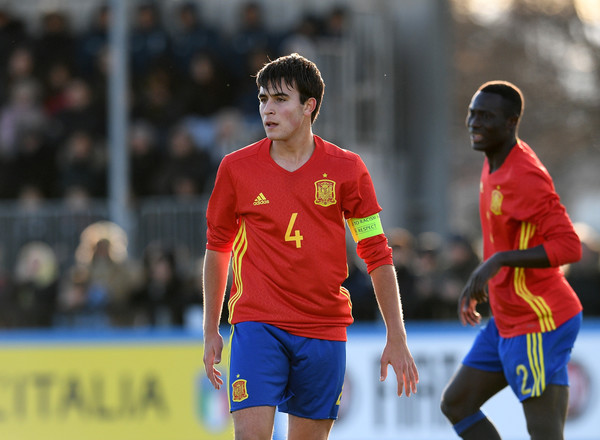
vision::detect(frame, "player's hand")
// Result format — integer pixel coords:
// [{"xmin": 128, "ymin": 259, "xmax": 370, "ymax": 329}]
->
[
  {"xmin": 458, "ymin": 256, "xmax": 502, "ymax": 325},
  {"xmin": 203, "ymin": 332, "xmax": 224, "ymax": 390},
  {"xmin": 458, "ymin": 295, "xmax": 481, "ymax": 326},
  {"xmin": 464, "ymin": 256, "xmax": 502, "ymax": 302},
  {"xmin": 380, "ymin": 337, "xmax": 419, "ymax": 397}
]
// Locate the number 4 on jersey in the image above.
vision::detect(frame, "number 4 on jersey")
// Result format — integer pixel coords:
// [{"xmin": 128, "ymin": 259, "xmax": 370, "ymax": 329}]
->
[{"xmin": 285, "ymin": 213, "xmax": 304, "ymax": 248}]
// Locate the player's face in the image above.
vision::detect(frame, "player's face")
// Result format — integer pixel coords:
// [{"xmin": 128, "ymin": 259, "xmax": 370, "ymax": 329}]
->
[
  {"xmin": 466, "ymin": 91, "xmax": 514, "ymax": 153},
  {"xmin": 258, "ymin": 81, "xmax": 313, "ymax": 142}
]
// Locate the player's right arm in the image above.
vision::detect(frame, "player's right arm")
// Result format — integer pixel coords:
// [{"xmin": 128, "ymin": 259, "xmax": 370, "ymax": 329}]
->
[
  {"xmin": 202, "ymin": 249, "xmax": 231, "ymax": 390},
  {"xmin": 458, "ymin": 245, "xmax": 552, "ymax": 325}
]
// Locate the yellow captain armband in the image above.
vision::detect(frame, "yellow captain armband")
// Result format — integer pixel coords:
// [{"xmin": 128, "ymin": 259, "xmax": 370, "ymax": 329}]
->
[{"xmin": 347, "ymin": 213, "xmax": 384, "ymax": 243}]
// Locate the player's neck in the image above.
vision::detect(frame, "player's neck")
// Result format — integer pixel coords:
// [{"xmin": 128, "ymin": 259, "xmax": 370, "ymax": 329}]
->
[
  {"xmin": 487, "ymin": 138, "xmax": 517, "ymax": 173},
  {"xmin": 270, "ymin": 132, "xmax": 315, "ymax": 172}
]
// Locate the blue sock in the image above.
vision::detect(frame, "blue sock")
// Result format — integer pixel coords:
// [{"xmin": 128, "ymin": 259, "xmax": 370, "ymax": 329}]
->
[{"xmin": 453, "ymin": 410, "xmax": 486, "ymax": 436}]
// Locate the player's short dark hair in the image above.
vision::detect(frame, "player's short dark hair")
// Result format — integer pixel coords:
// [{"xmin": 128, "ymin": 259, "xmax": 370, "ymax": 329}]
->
[
  {"xmin": 478, "ymin": 80, "xmax": 524, "ymax": 119},
  {"xmin": 255, "ymin": 53, "xmax": 325, "ymax": 123}
]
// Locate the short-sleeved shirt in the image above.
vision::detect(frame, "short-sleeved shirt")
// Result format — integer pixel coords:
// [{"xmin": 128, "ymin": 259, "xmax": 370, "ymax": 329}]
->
[{"xmin": 206, "ymin": 135, "xmax": 392, "ymax": 341}]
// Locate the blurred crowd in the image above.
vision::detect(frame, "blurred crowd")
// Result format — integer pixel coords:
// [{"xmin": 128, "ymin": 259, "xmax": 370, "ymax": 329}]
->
[
  {"xmin": 3, "ymin": 220, "xmax": 599, "ymax": 330},
  {"xmin": 0, "ymin": 1, "xmax": 349, "ymax": 204},
  {"xmin": 0, "ymin": 2, "xmax": 599, "ymax": 330}
]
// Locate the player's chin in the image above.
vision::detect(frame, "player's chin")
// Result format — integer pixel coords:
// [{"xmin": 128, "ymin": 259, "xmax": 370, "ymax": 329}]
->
[
  {"xmin": 265, "ymin": 132, "xmax": 282, "ymax": 141},
  {"xmin": 471, "ymin": 142, "xmax": 487, "ymax": 151}
]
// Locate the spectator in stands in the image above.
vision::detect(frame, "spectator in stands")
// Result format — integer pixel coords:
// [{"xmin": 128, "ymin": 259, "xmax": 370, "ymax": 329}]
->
[
  {"xmin": 56, "ymin": 130, "xmax": 106, "ymax": 198},
  {"xmin": 412, "ymin": 231, "xmax": 445, "ymax": 319},
  {"xmin": 0, "ymin": 78, "xmax": 46, "ymax": 160},
  {"xmin": 41, "ymin": 61, "xmax": 74, "ymax": 117},
  {"xmin": 226, "ymin": 2, "xmax": 280, "ymax": 82},
  {"xmin": 128, "ymin": 120, "xmax": 162, "ymax": 200},
  {"xmin": 84, "ymin": 232, "xmax": 141, "ymax": 327},
  {"xmin": 75, "ymin": 3, "xmax": 109, "ymax": 79},
  {"xmin": 15, "ymin": 184, "xmax": 44, "ymax": 212},
  {"xmin": 32, "ymin": 11, "xmax": 76, "ymax": 80},
  {"xmin": 0, "ymin": 8, "xmax": 28, "ymax": 73},
  {"xmin": 170, "ymin": 1, "xmax": 226, "ymax": 78},
  {"xmin": 180, "ymin": 50, "xmax": 233, "ymax": 119},
  {"xmin": 50, "ymin": 77, "xmax": 105, "ymax": 144},
  {"xmin": 178, "ymin": 51, "xmax": 233, "ymax": 153},
  {"xmin": 156, "ymin": 124, "xmax": 214, "ymax": 198},
  {"xmin": 55, "ymin": 263, "xmax": 92, "ymax": 327},
  {"xmin": 1, "ymin": 45, "xmax": 37, "ymax": 105},
  {"xmin": 13, "ymin": 128, "xmax": 57, "ymax": 198},
  {"xmin": 278, "ymin": 13, "xmax": 322, "ymax": 61},
  {"xmin": 129, "ymin": 1, "xmax": 172, "ymax": 81},
  {"xmin": 210, "ymin": 108, "xmax": 263, "ymax": 165},
  {"xmin": 131, "ymin": 68, "xmax": 182, "ymax": 145},
  {"xmin": 231, "ymin": 46, "xmax": 269, "ymax": 126},
  {"xmin": 57, "ymin": 221, "xmax": 143, "ymax": 327},
  {"xmin": 12, "ymin": 241, "xmax": 59, "ymax": 327},
  {"xmin": 131, "ymin": 242, "xmax": 192, "ymax": 327},
  {"xmin": 322, "ymin": 5, "xmax": 350, "ymax": 40}
]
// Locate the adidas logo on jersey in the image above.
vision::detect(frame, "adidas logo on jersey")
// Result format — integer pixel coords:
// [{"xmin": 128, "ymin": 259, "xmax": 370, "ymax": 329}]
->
[{"xmin": 253, "ymin": 193, "xmax": 270, "ymax": 205}]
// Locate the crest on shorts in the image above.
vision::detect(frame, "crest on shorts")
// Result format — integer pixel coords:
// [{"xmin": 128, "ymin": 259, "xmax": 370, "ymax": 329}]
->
[
  {"xmin": 231, "ymin": 379, "xmax": 248, "ymax": 402},
  {"xmin": 490, "ymin": 186, "xmax": 503, "ymax": 216},
  {"xmin": 314, "ymin": 174, "xmax": 336, "ymax": 207}
]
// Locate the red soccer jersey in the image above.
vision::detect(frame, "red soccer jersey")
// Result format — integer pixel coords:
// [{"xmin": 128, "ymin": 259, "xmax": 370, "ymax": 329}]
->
[
  {"xmin": 480, "ymin": 140, "xmax": 582, "ymax": 338},
  {"xmin": 206, "ymin": 135, "xmax": 392, "ymax": 341}
]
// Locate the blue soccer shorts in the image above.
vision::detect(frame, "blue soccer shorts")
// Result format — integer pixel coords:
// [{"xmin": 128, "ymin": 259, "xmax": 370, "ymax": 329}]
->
[
  {"xmin": 227, "ymin": 321, "xmax": 346, "ymax": 419},
  {"xmin": 463, "ymin": 312, "xmax": 581, "ymax": 401}
]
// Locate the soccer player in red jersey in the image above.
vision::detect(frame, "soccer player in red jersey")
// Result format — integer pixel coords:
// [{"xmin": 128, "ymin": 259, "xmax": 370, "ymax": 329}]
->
[
  {"xmin": 441, "ymin": 81, "xmax": 583, "ymax": 440},
  {"xmin": 202, "ymin": 53, "xmax": 418, "ymax": 440}
]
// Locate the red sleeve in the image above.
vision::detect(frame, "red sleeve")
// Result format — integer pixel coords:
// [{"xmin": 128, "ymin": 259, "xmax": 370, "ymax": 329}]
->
[
  {"xmin": 540, "ymin": 200, "xmax": 582, "ymax": 267},
  {"xmin": 205, "ymin": 157, "xmax": 239, "ymax": 253},
  {"xmin": 513, "ymin": 167, "xmax": 581, "ymax": 267},
  {"xmin": 342, "ymin": 155, "xmax": 382, "ymax": 220},
  {"xmin": 356, "ymin": 234, "xmax": 393, "ymax": 273},
  {"xmin": 341, "ymin": 154, "xmax": 390, "ymax": 272}
]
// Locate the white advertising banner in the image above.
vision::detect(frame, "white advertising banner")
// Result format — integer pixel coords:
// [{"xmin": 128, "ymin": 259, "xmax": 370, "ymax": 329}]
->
[
  {"xmin": 327, "ymin": 321, "xmax": 600, "ymax": 440},
  {"xmin": 0, "ymin": 321, "xmax": 597, "ymax": 440}
]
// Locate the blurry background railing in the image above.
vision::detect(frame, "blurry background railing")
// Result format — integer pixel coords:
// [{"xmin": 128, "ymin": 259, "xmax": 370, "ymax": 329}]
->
[{"xmin": 0, "ymin": 197, "xmax": 209, "ymax": 269}]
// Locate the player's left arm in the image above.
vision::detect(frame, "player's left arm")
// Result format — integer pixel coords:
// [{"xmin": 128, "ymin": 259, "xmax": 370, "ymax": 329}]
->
[
  {"xmin": 348, "ymin": 213, "xmax": 418, "ymax": 396},
  {"xmin": 514, "ymin": 168, "xmax": 582, "ymax": 267},
  {"xmin": 369, "ymin": 264, "xmax": 419, "ymax": 397}
]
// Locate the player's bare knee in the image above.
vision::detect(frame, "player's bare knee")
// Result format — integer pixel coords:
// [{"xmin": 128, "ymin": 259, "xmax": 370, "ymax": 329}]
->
[
  {"xmin": 526, "ymin": 421, "xmax": 563, "ymax": 440},
  {"xmin": 234, "ymin": 427, "xmax": 273, "ymax": 440},
  {"xmin": 440, "ymin": 391, "xmax": 460, "ymax": 422}
]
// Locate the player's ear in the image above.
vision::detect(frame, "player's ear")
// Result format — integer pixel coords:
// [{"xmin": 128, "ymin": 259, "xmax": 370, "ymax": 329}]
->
[
  {"xmin": 506, "ymin": 115, "xmax": 518, "ymax": 131},
  {"xmin": 304, "ymin": 97, "xmax": 317, "ymax": 116}
]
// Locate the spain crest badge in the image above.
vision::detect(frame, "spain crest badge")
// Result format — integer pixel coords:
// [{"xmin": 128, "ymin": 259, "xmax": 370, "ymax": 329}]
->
[
  {"xmin": 490, "ymin": 186, "xmax": 503, "ymax": 216},
  {"xmin": 314, "ymin": 175, "xmax": 336, "ymax": 207},
  {"xmin": 232, "ymin": 379, "xmax": 249, "ymax": 402}
]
